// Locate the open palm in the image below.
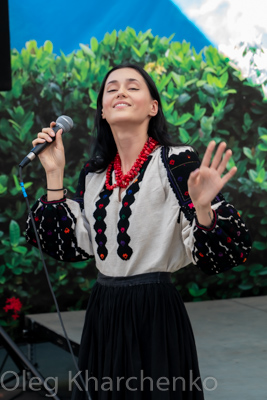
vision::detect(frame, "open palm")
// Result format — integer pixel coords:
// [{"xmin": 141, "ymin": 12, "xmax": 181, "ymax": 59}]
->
[{"xmin": 188, "ymin": 141, "xmax": 237, "ymax": 208}]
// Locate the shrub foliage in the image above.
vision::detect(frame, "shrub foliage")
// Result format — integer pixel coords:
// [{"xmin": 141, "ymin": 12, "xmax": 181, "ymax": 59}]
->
[{"xmin": 0, "ymin": 28, "xmax": 267, "ymax": 327}]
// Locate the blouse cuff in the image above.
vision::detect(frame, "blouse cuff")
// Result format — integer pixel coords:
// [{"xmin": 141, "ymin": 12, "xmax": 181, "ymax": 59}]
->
[
  {"xmin": 195, "ymin": 209, "xmax": 217, "ymax": 231},
  {"xmin": 40, "ymin": 195, "xmax": 67, "ymax": 205}
]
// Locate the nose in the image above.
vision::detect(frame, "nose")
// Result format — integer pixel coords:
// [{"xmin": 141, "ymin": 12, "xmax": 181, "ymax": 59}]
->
[{"xmin": 116, "ymin": 84, "xmax": 127, "ymax": 97}]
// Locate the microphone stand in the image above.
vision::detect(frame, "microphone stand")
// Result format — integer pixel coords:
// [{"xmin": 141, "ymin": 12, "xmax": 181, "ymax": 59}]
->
[{"xmin": 0, "ymin": 325, "xmax": 61, "ymax": 399}]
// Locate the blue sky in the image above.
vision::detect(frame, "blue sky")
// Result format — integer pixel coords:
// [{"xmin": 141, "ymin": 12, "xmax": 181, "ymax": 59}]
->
[{"xmin": 8, "ymin": 0, "xmax": 211, "ymax": 55}]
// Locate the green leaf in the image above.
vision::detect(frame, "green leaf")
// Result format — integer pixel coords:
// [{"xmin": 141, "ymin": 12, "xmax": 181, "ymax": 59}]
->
[
  {"xmin": 258, "ymin": 143, "xmax": 267, "ymax": 151},
  {"xmin": 232, "ymin": 265, "xmax": 246, "ymax": 272},
  {"xmin": 0, "ymin": 265, "xmax": 5, "ymax": 275},
  {"xmin": 193, "ymin": 104, "xmax": 206, "ymax": 121},
  {"xmin": 184, "ymin": 78, "xmax": 198, "ymax": 87},
  {"xmin": 89, "ymin": 88, "xmax": 98, "ymax": 109},
  {"xmin": 200, "ymin": 116, "xmax": 214, "ymax": 135},
  {"xmin": 255, "ymin": 168, "xmax": 266, "ymax": 183},
  {"xmin": 139, "ymin": 40, "xmax": 149, "ymax": 57},
  {"xmin": 243, "ymin": 147, "xmax": 253, "ymax": 159},
  {"xmin": 252, "ymin": 241, "xmax": 266, "ymax": 250},
  {"xmin": 59, "ymin": 273, "xmax": 67, "ymax": 281},
  {"xmin": 258, "ymin": 127, "xmax": 267, "ymax": 136},
  {"xmin": 174, "ymin": 113, "xmax": 192, "ymax": 126},
  {"xmin": 227, "ymin": 157, "xmax": 236, "ymax": 169},
  {"xmin": 259, "ymin": 269, "xmax": 267, "ymax": 276},
  {"xmin": 189, "ymin": 287, "xmax": 207, "ymax": 297},
  {"xmin": 219, "ymin": 72, "xmax": 229, "ymax": 88},
  {"xmin": 259, "ymin": 135, "xmax": 267, "ymax": 143},
  {"xmin": 243, "ymin": 112, "xmax": 253, "ymax": 129},
  {"xmin": 79, "ymin": 43, "xmax": 95, "ymax": 58},
  {"xmin": 9, "ymin": 220, "xmax": 20, "ymax": 247},
  {"xmin": 12, "ymin": 80, "xmax": 23, "ymax": 99},
  {"xmin": 172, "ymin": 72, "xmax": 186, "ymax": 87},
  {"xmin": 157, "ymin": 74, "xmax": 172, "ymax": 92},
  {"xmin": 13, "ymin": 174, "xmax": 21, "ymax": 190},
  {"xmin": 178, "ymin": 93, "xmax": 191, "ymax": 105},
  {"xmin": 238, "ymin": 283, "xmax": 253, "ymax": 290},
  {"xmin": 0, "ymin": 276, "xmax": 6, "ymax": 284},
  {"xmin": 90, "ymin": 37, "xmax": 98, "ymax": 52},
  {"xmin": 248, "ymin": 169, "xmax": 257, "ymax": 181},
  {"xmin": 71, "ymin": 261, "xmax": 88, "ymax": 269},
  {"xmin": 13, "ymin": 246, "xmax": 27, "ymax": 255},
  {"xmin": 12, "ymin": 268, "xmax": 23, "ymax": 275},
  {"xmin": 44, "ymin": 40, "xmax": 53, "ymax": 53},
  {"xmin": 131, "ymin": 45, "xmax": 141, "ymax": 58},
  {"xmin": 179, "ymin": 128, "xmax": 190, "ymax": 142},
  {"xmin": 196, "ymin": 80, "xmax": 206, "ymax": 87}
]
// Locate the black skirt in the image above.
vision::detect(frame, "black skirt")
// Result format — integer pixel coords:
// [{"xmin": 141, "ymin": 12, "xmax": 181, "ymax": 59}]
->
[{"xmin": 71, "ymin": 272, "xmax": 205, "ymax": 400}]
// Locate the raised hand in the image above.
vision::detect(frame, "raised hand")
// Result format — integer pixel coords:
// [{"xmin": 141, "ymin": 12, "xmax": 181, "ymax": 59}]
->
[{"xmin": 188, "ymin": 141, "xmax": 237, "ymax": 226}]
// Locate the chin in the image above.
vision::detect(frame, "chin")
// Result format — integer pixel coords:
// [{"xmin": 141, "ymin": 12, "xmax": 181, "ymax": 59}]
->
[{"xmin": 108, "ymin": 115, "xmax": 139, "ymax": 125}]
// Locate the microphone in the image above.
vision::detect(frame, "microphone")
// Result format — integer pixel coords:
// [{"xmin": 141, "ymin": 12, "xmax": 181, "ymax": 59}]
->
[{"xmin": 19, "ymin": 115, "xmax": 73, "ymax": 168}]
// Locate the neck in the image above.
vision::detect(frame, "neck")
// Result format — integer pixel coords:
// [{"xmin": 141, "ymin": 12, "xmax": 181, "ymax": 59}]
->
[{"xmin": 111, "ymin": 125, "xmax": 149, "ymax": 174}]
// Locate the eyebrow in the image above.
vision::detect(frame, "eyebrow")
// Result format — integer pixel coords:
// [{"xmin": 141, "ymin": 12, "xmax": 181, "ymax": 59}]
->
[{"xmin": 106, "ymin": 78, "xmax": 140, "ymax": 85}]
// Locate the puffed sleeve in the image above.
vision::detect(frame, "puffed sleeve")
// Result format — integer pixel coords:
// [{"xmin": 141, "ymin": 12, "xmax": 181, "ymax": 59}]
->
[
  {"xmin": 161, "ymin": 146, "xmax": 252, "ymax": 275},
  {"xmin": 25, "ymin": 162, "xmax": 95, "ymax": 262}
]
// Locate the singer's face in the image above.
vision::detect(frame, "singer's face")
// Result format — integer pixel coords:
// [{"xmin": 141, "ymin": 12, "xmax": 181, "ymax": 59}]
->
[{"xmin": 101, "ymin": 68, "xmax": 158, "ymax": 128}]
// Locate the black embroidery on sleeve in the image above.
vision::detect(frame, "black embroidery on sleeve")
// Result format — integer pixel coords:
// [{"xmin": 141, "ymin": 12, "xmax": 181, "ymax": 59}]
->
[
  {"xmin": 161, "ymin": 146, "xmax": 252, "ymax": 274},
  {"xmin": 26, "ymin": 160, "xmax": 96, "ymax": 262},
  {"xmin": 26, "ymin": 200, "xmax": 92, "ymax": 262},
  {"xmin": 192, "ymin": 203, "xmax": 252, "ymax": 274}
]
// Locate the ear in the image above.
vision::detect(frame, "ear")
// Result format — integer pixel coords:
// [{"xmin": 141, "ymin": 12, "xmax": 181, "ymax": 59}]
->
[
  {"xmin": 148, "ymin": 100, "xmax": 158, "ymax": 117},
  {"xmin": 101, "ymin": 109, "xmax": 106, "ymax": 119}
]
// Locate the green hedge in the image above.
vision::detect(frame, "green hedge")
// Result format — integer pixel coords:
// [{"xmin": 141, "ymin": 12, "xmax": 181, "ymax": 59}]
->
[{"xmin": 0, "ymin": 28, "xmax": 267, "ymax": 328}]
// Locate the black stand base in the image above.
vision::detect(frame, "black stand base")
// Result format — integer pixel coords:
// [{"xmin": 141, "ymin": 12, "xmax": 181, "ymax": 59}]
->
[{"xmin": 0, "ymin": 325, "xmax": 61, "ymax": 399}]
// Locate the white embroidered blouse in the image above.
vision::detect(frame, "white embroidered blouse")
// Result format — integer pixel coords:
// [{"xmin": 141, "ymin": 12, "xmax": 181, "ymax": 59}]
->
[{"xmin": 26, "ymin": 146, "xmax": 252, "ymax": 276}]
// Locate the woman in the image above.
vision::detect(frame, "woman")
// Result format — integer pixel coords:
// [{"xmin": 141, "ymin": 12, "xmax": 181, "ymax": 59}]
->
[{"xmin": 26, "ymin": 63, "xmax": 252, "ymax": 399}]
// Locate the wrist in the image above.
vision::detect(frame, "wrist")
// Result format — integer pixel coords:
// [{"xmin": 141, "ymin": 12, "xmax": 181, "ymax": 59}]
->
[
  {"xmin": 195, "ymin": 209, "xmax": 216, "ymax": 231},
  {"xmin": 46, "ymin": 171, "xmax": 64, "ymax": 201},
  {"xmin": 194, "ymin": 204, "xmax": 213, "ymax": 227},
  {"xmin": 46, "ymin": 169, "xmax": 64, "ymax": 179}
]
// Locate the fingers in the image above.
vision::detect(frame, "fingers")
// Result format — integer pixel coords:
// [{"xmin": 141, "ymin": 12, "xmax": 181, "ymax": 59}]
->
[
  {"xmin": 217, "ymin": 148, "xmax": 233, "ymax": 175},
  {"xmin": 32, "ymin": 122, "xmax": 62, "ymax": 147},
  {"xmin": 201, "ymin": 141, "xmax": 216, "ymax": 167},
  {"xmin": 221, "ymin": 166, "xmax": 238, "ymax": 185},
  {"xmin": 202, "ymin": 141, "xmax": 235, "ymax": 176},
  {"xmin": 210, "ymin": 142, "xmax": 227, "ymax": 169},
  {"xmin": 54, "ymin": 128, "xmax": 64, "ymax": 149}
]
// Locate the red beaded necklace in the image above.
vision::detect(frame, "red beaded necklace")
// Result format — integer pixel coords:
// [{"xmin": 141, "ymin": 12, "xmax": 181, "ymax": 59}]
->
[{"xmin": 105, "ymin": 137, "xmax": 159, "ymax": 190}]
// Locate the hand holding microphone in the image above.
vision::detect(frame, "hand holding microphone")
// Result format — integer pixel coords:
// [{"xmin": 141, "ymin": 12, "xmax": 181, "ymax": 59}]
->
[
  {"xmin": 19, "ymin": 115, "xmax": 73, "ymax": 201},
  {"xmin": 19, "ymin": 115, "xmax": 73, "ymax": 173}
]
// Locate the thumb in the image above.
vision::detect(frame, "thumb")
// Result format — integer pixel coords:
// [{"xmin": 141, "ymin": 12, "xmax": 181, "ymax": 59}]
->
[{"xmin": 188, "ymin": 168, "xmax": 200, "ymax": 184}]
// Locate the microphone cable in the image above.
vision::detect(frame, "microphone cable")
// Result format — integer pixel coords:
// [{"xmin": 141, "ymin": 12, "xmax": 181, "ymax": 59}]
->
[{"xmin": 19, "ymin": 166, "xmax": 92, "ymax": 400}]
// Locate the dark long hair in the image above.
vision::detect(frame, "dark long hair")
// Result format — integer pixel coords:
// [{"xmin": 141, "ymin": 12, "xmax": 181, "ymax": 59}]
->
[{"xmin": 89, "ymin": 63, "xmax": 180, "ymax": 172}]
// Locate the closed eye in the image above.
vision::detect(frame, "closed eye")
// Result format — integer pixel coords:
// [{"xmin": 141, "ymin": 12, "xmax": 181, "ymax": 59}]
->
[{"xmin": 107, "ymin": 88, "xmax": 139, "ymax": 93}]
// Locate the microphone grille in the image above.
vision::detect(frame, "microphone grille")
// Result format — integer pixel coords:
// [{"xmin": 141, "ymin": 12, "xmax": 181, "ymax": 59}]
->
[{"xmin": 56, "ymin": 115, "xmax": 73, "ymax": 132}]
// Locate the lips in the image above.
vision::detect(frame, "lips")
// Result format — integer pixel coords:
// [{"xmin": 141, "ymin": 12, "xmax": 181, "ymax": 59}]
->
[{"xmin": 113, "ymin": 102, "xmax": 131, "ymax": 108}]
